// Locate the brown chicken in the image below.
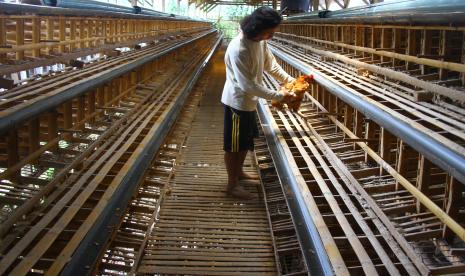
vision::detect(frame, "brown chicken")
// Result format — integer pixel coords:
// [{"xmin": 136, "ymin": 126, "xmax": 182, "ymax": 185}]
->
[{"xmin": 271, "ymin": 74, "xmax": 313, "ymax": 111}]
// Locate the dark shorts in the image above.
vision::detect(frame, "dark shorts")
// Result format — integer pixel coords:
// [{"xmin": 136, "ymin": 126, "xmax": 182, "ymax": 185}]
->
[{"xmin": 223, "ymin": 105, "xmax": 259, "ymax": 152}]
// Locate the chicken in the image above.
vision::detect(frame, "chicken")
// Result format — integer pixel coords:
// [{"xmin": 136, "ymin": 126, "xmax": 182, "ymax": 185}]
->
[{"xmin": 271, "ymin": 74, "xmax": 313, "ymax": 111}]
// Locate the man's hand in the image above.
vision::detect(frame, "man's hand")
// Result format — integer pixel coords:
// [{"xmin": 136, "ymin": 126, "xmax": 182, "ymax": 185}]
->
[{"xmin": 281, "ymin": 90, "xmax": 296, "ymax": 104}]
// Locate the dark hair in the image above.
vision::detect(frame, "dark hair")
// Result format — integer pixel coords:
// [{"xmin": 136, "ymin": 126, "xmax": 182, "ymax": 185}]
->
[{"xmin": 240, "ymin": 7, "xmax": 282, "ymax": 39}]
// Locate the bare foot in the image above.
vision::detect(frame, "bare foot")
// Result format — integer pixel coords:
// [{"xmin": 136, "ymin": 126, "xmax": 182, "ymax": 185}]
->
[
  {"xmin": 226, "ymin": 186, "xmax": 255, "ymax": 200},
  {"xmin": 238, "ymin": 171, "xmax": 259, "ymax": 180}
]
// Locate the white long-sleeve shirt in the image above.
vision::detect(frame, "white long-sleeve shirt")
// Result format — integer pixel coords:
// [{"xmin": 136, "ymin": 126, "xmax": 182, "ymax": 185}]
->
[{"xmin": 221, "ymin": 32, "xmax": 295, "ymax": 112}]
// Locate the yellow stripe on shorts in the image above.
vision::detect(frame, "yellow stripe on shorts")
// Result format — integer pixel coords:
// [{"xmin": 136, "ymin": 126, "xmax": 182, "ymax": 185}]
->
[{"xmin": 232, "ymin": 113, "xmax": 240, "ymax": 152}]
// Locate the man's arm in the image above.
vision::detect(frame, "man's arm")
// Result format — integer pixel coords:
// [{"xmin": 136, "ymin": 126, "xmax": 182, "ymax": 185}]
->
[
  {"xmin": 264, "ymin": 42, "xmax": 295, "ymax": 84},
  {"xmin": 230, "ymin": 51, "xmax": 284, "ymax": 100}
]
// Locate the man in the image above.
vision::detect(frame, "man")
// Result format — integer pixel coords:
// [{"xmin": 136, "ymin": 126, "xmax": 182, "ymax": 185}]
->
[{"xmin": 222, "ymin": 7, "xmax": 295, "ymax": 199}]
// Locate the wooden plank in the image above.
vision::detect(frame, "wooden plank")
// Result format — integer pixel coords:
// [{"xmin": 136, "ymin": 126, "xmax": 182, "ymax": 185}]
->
[
  {"xmin": 148, "ymin": 236, "xmax": 272, "ymax": 246},
  {"xmin": 430, "ymin": 264, "xmax": 465, "ymax": 275},
  {"xmin": 143, "ymin": 254, "xmax": 275, "ymax": 262},
  {"xmin": 141, "ymin": 260, "xmax": 276, "ymax": 267},
  {"xmin": 138, "ymin": 266, "xmax": 276, "ymax": 275},
  {"xmin": 404, "ymin": 229, "xmax": 442, "ymax": 242},
  {"xmin": 145, "ymin": 247, "xmax": 273, "ymax": 254}
]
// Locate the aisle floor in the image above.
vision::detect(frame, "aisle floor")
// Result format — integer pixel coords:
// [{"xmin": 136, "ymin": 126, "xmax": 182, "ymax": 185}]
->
[{"xmin": 137, "ymin": 47, "xmax": 278, "ymax": 275}]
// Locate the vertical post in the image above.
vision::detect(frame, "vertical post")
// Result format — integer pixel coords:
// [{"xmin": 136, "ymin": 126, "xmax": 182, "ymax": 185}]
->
[
  {"xmin": 379, "ymin": 127, "xmax": 394, "ymax": 175},
  {"xmin": 48, "ymin": 111, "xmax": 58, "ymax": 151},
  {"xmin": 416, "ymin": 155, "xmax": 431, "ymax": 212},
  {"xmin": 406, "ymin": 29, "xmax": 418, "ymax": 70},
  {"xmin": 380, "ymin": 28, "xmax": 392, "ymax": 63},
  {"xmin": 354, "ymin": 110, "xmax": 363, "ymax": 138},
  {"xmin": 63, "ymin": 101, "xmax": 73, "ymax": 141},
  {"xmin": 59, "ymin": 17, "xmax": 66, "ymax": 53},
  {"xmin": 395, "ymin": 141, "xmax": 417, "ymax": 190},
  {"xmin": 88, "ymin": 90, "xmax": 96, "ymax": 124},
  {"xmin": 16, "ymin": 19, "xmax": 25, "ymax": 60},
  {"xmin": 97, "ymin": 87, "xmax": 105, "ymax": 109},
  {"xmin": 392, "ymin": 28, "xmax": 402, "ymax": 67},
  {"xmin": 355, "ymin": 27, "xmax": 364, "ymax": 57},
  {"xmin": 80, "ymin": 19, "xmax": 86, "ymax": 48},
  {"xmin": 343, "ymin": 105, "xmax": 353, "ymax": 138},
  {"xmin": 29, "ymin": 118, "xmax": 40, "ymax": 156},
  {"xmin": 438, "ymin": 30, "xmax": 449, "ymax": 80},
  {"xmin": 104, "ymin": 84, "xmax": 111, "ymax": 106},
  {"xmin": 7, "ymin": 129, "xmax": 19, "ymax": 181},
  {"xmin": 461, "ymin": 31, "xmax": 465, "ymax": 86},
  {"xmin": 130, "ymin": 71, "xmax": 138, "ymax": 97},
  {"xmin": 46, "ymin": 18, "xmax": 54, "ymax": 55},
  {"xmin": 87, "ymin": 19, "xmax": 93, "ymax": 47},
  {"xmin": 364, "ymin": 120, "xmax": 376, "ymax": 163},
  {"xmin": 420, "ymin": 30, "xmax": 432, "ymax": 75},
  {"xmin": 77, "ymin": 96, "xmax": 85, "ymax": 130},
  {"xmin": 32, "ymin": 17, "xmax": 41, "ymax": 58},
  {"xmin": 70, "ymin": 19, "xmax": 76, "ymax": 52},
  {"xmin": 442, "ymin": 177, "xmax": 465, "ymax": 241},
  {"xmin": 371, "ymin": 27, "xmax": 381, "ymax": 62},
  {"xmin": 0, "ymin": 18, "xmax": 5, "ymax": 62}
]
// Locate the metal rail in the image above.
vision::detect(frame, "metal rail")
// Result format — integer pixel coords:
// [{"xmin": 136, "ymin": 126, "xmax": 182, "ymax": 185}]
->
[
  {"xmin": 257, "ymin": 99, "xmax": 333, "ymax": 276},
  {"xmin": 0, "ymin": 29, "xmax": 216, "ymax": 134},
  {"xmin": 270, "ymin": 42, "xmax": 465, "ymax": 189},
  {"xmin": 0, "ymin": 2, "xmax": 199, "ymax": 21},
  {"xmin": 287, "ymin": 0, "xmax": 465, "ymax": 24}
]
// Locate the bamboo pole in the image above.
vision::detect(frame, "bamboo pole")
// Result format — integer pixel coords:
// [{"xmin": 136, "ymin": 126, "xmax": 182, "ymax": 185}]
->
[
  {"xmin": 310, "ymin": 97, "xmax": 465, "ymax": 243},
  {"xmin": 278, "ymin": 32, "xmax": 465, "ymax": 74},
  {"xmin": 274, "ymin": 35, "xmax": 465, "ymax": 102}
]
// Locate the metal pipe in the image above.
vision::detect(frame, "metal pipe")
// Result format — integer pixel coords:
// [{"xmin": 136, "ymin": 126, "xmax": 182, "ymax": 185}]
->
[
  {"xmin": 270, "ymin": 46, "xmax": 465, "ymax": 186},
  {"xmin": 0, "ymin": 3, "xmax": 203, "ymax": 22},
  {"xmin": 286, "ymin": 0, "xmax": 465, "ymax": 24},
  {"xmin": 45, "ymin": 0, "xmax": 135, "ymax": 14},
  {"xmin": 135, "ymin": 6, "xmax": 174, "ymax": 17},
  {"xmin": 60, "ymin": 34, "xmax": 223, "ymax": 276},
  {"xmin": 0, "ymin": 30, "xmax": 217, "ymax": 135},
  {"xmin": 257, "ymin": 100, "xmax": 334, "ymax": 276}
]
